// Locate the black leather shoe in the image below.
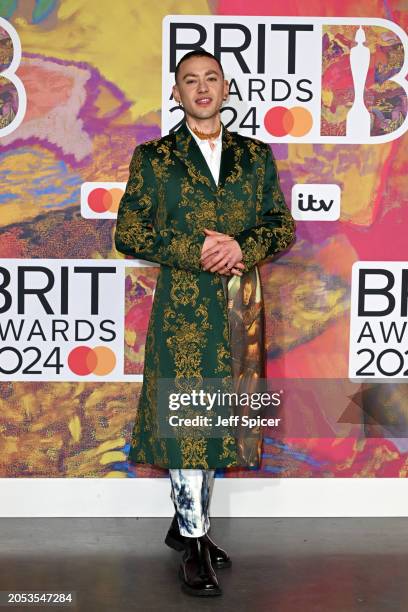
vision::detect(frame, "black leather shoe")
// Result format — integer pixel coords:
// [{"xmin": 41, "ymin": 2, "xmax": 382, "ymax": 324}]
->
[
  {"xmin": 164, "ymin": 514, "xmax": 186, "ymax": 552},
  {"xmin": 200, "ymin": 532, "xmax": 232, "ymax": 569},
  {"xmin": 178, "ymin": 536, "xmax": 222, "ymax": 597},
  {"xmin": 165, "ymin": 513, "xmax": 232, "ymax": 568}
]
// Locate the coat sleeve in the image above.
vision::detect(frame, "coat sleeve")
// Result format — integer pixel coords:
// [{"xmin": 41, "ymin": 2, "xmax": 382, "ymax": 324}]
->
[
  {"xmin": 232, "ymin": 144, "xmax": 296, "ymax": 272},
  {"xmin": 114, "ymin": 143, "xmax": 206, "ymax": 272}
]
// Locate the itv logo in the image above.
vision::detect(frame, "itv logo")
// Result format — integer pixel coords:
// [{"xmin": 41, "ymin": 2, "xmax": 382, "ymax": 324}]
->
[{"xmin": 291, "ymin": 184, "xmax": 341, "ymax": 221}]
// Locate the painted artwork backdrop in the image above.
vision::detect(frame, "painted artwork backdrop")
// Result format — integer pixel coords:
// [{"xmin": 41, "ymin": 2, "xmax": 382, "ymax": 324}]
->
[{"xmin": 0, "ymin": 0, "xmax": 407, "ymax": 478}]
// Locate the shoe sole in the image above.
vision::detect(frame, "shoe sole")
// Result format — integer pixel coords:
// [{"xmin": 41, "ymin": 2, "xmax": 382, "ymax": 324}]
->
[
  {"xmin": 178, "ymin": 567, "xmax": 222, "ymax": 597},
  {"xmin": 213, "ymin": 558, "xmax": 232, "ymax": 569},
  {"xmin": 165, "ymin": 534, "xmax": 232, "ymax": 569}
]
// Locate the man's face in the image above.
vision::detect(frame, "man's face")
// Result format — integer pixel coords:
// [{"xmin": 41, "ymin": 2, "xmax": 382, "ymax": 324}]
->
[{"xmin": 172, "ymin": 56, "xmax": 229, "ymax": 122}]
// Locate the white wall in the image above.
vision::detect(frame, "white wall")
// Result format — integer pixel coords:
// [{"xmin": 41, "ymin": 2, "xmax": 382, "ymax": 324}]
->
[{"xmin": 1, "ymin": 478, "xmax": 408, "ymax": 517}]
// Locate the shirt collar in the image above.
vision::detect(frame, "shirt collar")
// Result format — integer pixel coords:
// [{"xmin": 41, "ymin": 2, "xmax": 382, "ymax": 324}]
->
[{"xmin": 186, "ymin": 120, "xmax": 223, "ymax": 146}]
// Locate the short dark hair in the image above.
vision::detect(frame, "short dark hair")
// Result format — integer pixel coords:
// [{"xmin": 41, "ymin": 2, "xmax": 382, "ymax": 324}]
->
[{"xmin": 175, "ymin": 49, "xmax": 224, "ymax": 83}]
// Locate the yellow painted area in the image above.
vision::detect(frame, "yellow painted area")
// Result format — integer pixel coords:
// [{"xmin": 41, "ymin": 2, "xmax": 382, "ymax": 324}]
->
[
  {"xmin": 125, "ymin": 328, "xmax": 137, "ymax": 347},
  {"xmin": 14, "ymin": 1, "xmax": 211, "ymax": 119},
  {"xmin": 95, "ymin": 438, "xmax": 127, "ymax": 455},
  {"xmin": 104, "ymin": 471, "xmax": 127, "ymax": 478},
  {"xmin": 85, "ymin": 387, "xmax": 123, "ymax": 408},
  {"xmin": 335, "ymin": 144, "xmax": 391, "ymax": 225},
  {"xmin": 359, "ymin": 445, "xmax": 399, "ymax": 476},
  {"xmin": 4, "ymin": 437, "xmax": 18, "ymax": 454},
  {"xmin": 68, "ymin": 414, "xmax": 82, "ymax": 442},
  {"xmin": 21, "ymin": 392, "xmax": 35, "ymax": 417},
  {"xmin": 321, "ymin": 103, "xmax": 350, "ymax": 123},
  {"xmin": 94, "ymin": 84, "xmax": 124, "ymax": 117},
  {"xmin": 321, "ymin": 88, "xmax": 333, "ymax": 107},
  {"xmin": 288, "ymin": 143, "xmax": 314, "ymax": 162},
  {"xmin": 99, "ymin": 450, "xmax": 127, "ymax": 464},
  {"xmin": 71, "ymin": 382, "xmax": 88, "ymax": 398},
  {"xmin": 287, "ymin": 141, "xmax": 392, "ymax": 226},
  {"xmin": 0, "ymin": 148, "xmax": 76, "ymax": 227}
]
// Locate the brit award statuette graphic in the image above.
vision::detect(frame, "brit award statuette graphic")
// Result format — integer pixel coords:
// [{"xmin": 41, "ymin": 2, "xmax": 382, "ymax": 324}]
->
[{"xmin": 346, "ymin": 26, "xmax": 371, "ymax": 138}]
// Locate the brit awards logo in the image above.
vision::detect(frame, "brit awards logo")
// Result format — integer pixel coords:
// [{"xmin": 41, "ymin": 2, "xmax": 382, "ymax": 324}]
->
[
  {"xmin": 0, "ymin": 259, "xmax": 145, "ymax": 381},
  {"xmin": 162, "ymin": 16, "xmax": 408, "ymax": 144},
  {"xmin": 349, "ymin": 262, "xmax": 408, "ymax": 380}
]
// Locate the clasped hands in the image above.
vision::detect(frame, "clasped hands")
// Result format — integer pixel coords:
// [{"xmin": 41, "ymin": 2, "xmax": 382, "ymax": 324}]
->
[{"xmin": 200, "ymin": 228, "xmax": 245, "ymax": 276}]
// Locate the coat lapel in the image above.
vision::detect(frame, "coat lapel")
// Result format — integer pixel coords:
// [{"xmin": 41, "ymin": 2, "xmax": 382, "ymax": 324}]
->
[{"xmin": 173, "ymin": 118, "xmax": 238, "ymax": 193}]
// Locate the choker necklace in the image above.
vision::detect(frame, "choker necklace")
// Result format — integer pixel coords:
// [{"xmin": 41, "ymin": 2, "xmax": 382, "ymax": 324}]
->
[{"xmin": 190, "ymin": 123, "xmax": 221, "ymax": 140}]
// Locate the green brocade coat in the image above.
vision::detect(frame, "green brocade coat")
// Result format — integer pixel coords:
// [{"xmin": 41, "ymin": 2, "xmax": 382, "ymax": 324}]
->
[{"xmin": 114, "ymin": 119, "xmax": 296, "ymax": 469}]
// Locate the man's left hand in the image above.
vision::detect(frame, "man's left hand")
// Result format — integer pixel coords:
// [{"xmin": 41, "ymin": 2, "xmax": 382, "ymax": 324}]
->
[{"xmin": 201, "ymin": 228, "xmax": 245, "ymax": 276}]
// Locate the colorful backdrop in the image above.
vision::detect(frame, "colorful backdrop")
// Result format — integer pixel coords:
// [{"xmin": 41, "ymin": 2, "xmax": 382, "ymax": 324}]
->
[{"xmin": 0, "ymin": 0, "xmax": 407, "ymax": 480}]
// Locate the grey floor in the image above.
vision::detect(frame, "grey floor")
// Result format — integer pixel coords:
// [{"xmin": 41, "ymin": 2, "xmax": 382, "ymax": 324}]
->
[{"xmin": 0, "ymin": 518, "xmax": 407, "ymax": 611}]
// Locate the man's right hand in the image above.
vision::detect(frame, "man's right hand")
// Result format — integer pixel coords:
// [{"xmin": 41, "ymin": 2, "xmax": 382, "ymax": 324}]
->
[{"xmin": 200, "ymin": 229, "xmax": 245, "ymax": 276}]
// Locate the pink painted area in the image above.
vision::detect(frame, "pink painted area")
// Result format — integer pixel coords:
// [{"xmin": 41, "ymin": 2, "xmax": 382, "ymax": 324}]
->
[
  {"xmin": 216, "ymin": 0, "xmax": 394, "ymax": 18},
  {"xmin": 16, "ymin": 64, "xmax": 73, "ymax": 121}
]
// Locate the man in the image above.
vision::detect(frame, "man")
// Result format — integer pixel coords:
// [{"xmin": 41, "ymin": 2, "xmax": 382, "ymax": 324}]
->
[{"xmin": 114, "ymin": 49, "xmax": 296, "ymax": 597}]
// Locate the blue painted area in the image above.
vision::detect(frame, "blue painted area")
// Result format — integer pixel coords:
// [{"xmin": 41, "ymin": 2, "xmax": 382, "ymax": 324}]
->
[
  {"xmin": 117, "ymin": 443, "xmax": 138, "ymax": 477},
  {"xmin": 263, "ymin": 437, "xmax": 282, "ymax": 445},
  {"xmin": 65, "ymin": 175, "xmax": 82, "ymax": 186},
  {"xmin": 0, "ymin": 146, "xmax": 83, "ymax": 211},
  {"xmin": 263, "ymin": 465, "xmax": 288, "ymax": 473},
  {"xmin": 0, "ymin": 147, "xmax": 34, "ymax": 165},
  {"xmin": 0, "ymin": 0, "xmax": 17, "ymax": 20},
  {"xmin": 41, "ymin": 186, "xmax": 81, "ymax": 208},
  {"xmin": 32, "ymin": 185, "xmax": 69, "ymax": 196},
  {"xmin": 0, "ymin": 0, "xmax": 55, "ymax": 21},
  {"xmin": 30, "ymin": 176, "xmax": 47, "ymax": 184},
  {"xmin": 263, "ymin": 437, "xmax": 326, "ymax": 467},
  {"xmin": 383, "ymin": 0, "xmax": 393, "ymax": 21},
  {"xmin": 0, "ymin": 192, "xmax": 18, "ymax": 203},
  {"xmin": 32, "ymin": 0, "xmax": 58, "ymax": 24},
  {"xmin": 108, "ymin": 461, "xmax": 129, "ymax": 473}
]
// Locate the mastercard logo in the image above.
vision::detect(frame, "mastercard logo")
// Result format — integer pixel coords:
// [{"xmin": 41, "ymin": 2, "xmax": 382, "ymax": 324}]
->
[
  {"xmin": 87, "ymin": 187, "xmax": 124, "ymax": 213},
  {"xmin": 264, "ymin": 106, "xmax": 313, "ymax": 137},
  {"xmin": 81, "ymin": 182, "xmax": 126, "ymax": 218},
  {"xmin": 68, "ymin": 345, "xmax": 116, "ymax": 376}
]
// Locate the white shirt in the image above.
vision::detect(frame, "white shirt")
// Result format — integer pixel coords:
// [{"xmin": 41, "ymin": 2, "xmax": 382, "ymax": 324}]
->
[{"xmin": 186, "ymin": 121, "xmax": 223, "ymax": 186}]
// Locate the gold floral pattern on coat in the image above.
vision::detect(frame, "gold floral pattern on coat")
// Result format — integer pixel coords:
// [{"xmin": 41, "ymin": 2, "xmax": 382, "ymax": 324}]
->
[{"xmin": 114, "ymin": 119, "xmax": 296, "ymax": 469}]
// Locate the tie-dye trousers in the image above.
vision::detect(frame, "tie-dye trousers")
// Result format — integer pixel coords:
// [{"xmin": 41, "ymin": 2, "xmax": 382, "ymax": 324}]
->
[{"xmin": 169, "ymin": 468, "xmax": 215, "ymax": 537}]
